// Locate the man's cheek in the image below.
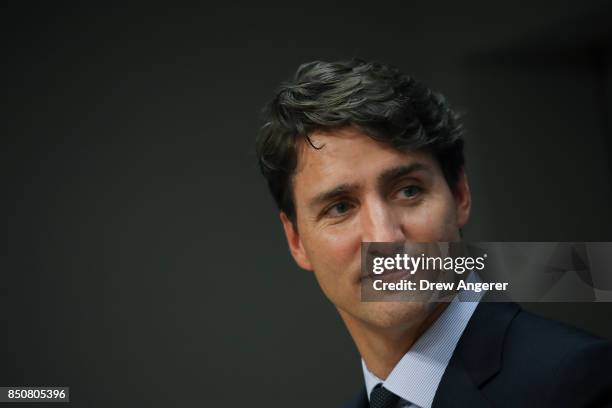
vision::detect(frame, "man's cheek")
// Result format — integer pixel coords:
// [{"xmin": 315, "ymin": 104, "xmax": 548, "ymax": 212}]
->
[
  {"xmin": 414, "ymin": 203, "xmax": 456, "ymax": 240},
  {"xmin": 312, "ymin": 263, "xmax": 349, "ymax": 305},
  {"xmin": 403, "ymin": 212, "xmax": 439, "ymax": 240}
]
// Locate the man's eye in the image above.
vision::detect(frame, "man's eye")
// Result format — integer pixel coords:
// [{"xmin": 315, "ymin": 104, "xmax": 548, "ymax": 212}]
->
[
  {"xmin": 325, "ymin": 201, "xmax": 354, "ymax": 217},
  {"xmin": 397, "ymin": 185, "xmax": 422, "ymax": 199}
]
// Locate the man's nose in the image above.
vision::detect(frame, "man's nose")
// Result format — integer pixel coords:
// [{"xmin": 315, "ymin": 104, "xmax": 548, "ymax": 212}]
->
[{"xmin": 360, "ymin": 199, "xmax": 406, "ymax": 242}]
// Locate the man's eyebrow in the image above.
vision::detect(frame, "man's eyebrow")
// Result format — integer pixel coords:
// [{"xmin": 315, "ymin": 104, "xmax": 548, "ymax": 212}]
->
[
  {"xmin": 308, "ymin": 183, "xmax": 360, "ymax": 210},
  {"xmin": 377, "ymin": 163, "xmax": 431, "ymax": 185}
]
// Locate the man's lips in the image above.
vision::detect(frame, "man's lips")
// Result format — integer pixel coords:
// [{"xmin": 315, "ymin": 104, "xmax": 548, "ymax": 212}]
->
[{"xmin": 360, "ymin": 268, "xmax": 414, "ymax": 282}]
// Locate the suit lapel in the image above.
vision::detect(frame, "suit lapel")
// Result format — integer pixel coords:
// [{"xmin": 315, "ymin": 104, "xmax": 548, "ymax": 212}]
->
[
  {"xmin": 341, "ymin": 387, "xmax": 368, "ymax": 408},
  {"xmin": 432, "ymin": 301, "xmax": 520, "ymax": 408},
  {"xmin": 431, "ymin": 360, "xmax": 492, "ymax": 408}
]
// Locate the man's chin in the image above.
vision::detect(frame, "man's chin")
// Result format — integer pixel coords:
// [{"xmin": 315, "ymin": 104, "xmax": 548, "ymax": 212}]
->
[{"xmin": 352, "ymin": 301, "xmax": 437, "ymax": 331}]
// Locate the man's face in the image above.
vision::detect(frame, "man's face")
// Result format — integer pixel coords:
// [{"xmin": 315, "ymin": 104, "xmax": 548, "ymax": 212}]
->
[{"xmin": 280, "ymin": 127, "xmax": 471, "ymax": 332}]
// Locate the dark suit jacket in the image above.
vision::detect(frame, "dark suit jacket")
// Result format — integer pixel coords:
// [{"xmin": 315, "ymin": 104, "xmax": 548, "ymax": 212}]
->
[{"xmin": 342, "ymin": 302, "xmax": 612, "ymax": 408}]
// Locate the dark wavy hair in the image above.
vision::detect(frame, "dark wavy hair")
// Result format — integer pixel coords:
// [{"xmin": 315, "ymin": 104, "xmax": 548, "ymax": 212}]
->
[{"xmin": 256, "ymin": 59, "xmax": 465, "ymax": 227}]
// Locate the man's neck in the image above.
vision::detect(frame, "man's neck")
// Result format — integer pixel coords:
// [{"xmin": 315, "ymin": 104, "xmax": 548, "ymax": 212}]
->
[{"xmin": 338, "ymin": 303, "xmax": 448, "ymax": 380}]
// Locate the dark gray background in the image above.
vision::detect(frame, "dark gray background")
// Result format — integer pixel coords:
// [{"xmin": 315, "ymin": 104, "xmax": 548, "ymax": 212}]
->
[{"xmin": 2, "ymin": 2, "xmax": 612, "ymax": 407}]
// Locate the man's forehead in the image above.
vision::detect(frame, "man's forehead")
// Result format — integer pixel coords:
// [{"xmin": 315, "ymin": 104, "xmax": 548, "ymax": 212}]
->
[
  {"xmin": 292, "ymin": 128, "xmax": 437, "ymax": 198},
  {"xmin": 294, "ymin": 128, "xmax": 405, "ymax": 174},
  {"xmin": 294, "ymin": 129, "xmax": 362, "ymax": 172}
]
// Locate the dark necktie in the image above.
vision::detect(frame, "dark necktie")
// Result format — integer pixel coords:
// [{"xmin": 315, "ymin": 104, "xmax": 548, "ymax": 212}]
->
[{"xmin": 370, "ymin": 384, "xmax": 400, "ymax": 408}]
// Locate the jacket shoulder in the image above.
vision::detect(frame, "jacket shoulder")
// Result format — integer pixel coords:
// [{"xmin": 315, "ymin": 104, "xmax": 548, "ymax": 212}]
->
[
  {"xmin": 504, "ymin": 307, "xmax": 610, "ymax": 364},
  {"xmin": 485, "ymin": 305, "xmax": 612, "ymax": 406}
]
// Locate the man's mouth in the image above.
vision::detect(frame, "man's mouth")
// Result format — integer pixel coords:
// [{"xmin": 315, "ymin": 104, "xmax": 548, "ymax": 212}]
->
[{"xmin": 360, "ymin": 268, "xmax": 414, "ymax": 283}]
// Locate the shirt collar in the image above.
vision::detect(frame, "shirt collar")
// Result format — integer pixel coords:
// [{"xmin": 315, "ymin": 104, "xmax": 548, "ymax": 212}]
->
[{"xmin": 361, "ymin": 273, "xmax": 483, "ymax": 408}]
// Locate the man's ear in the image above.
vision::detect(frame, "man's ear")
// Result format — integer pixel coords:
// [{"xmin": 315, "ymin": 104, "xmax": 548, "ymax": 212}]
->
[
  {"xmin": 454, "ymin": 168, "xmax": 472, "ymax": 229},
  {"xmin": 280, "ymin": 212, "xmax": 313, "ymax": 271}
]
